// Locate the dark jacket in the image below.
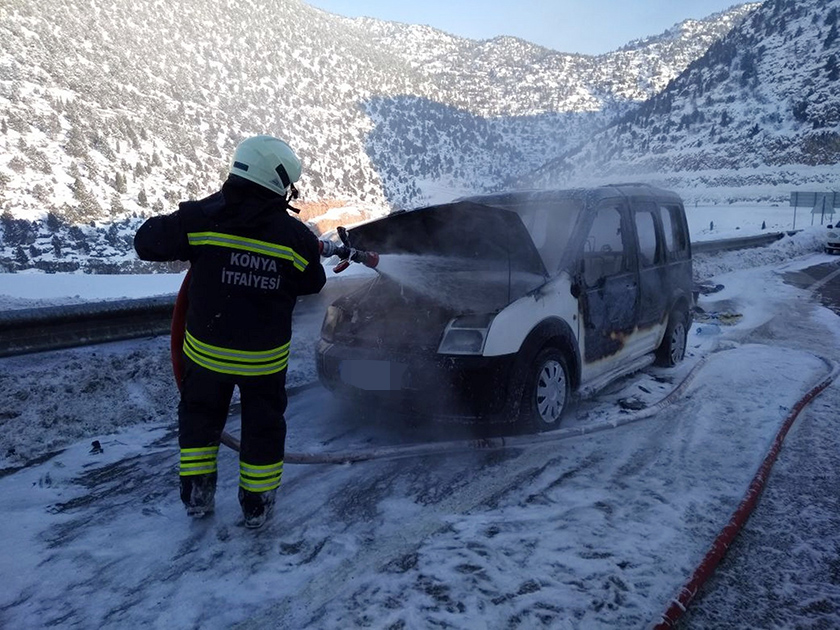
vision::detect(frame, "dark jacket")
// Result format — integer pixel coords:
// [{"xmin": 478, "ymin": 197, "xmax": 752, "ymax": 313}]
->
[{"xmin": 134, "ymin": 176, "xmax": 326, "ymax": 376}]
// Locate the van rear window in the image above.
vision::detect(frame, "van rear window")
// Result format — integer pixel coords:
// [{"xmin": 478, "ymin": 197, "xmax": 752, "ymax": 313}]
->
[{"xmin": 660, "ymin": 204, "xmax": 688, "ymax": 258}]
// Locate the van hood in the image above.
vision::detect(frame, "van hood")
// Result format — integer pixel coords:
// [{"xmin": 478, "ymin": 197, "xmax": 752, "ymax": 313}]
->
[
  {"xmin": 347, "ymin": 201, "xmax": 548, "ymax": 280},
  {"xmin": 329, "ymin": 203, "xmax": 548, "ymax": 352}
]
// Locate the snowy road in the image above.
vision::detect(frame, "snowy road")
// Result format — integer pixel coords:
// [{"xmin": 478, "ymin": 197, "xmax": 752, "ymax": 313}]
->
[
  {"xmin": 2, "ymin": 239, "xmax": 840, "ymax": 629},
  {"xmin": 680, "ymin": 259, "xmax": 840, "ymax": 630}
]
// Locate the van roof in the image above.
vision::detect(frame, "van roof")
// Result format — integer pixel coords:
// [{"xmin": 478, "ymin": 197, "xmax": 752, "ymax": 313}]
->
[{"xmin": 458, "ymin": 183, "xmax": 683, "ymax": 208}]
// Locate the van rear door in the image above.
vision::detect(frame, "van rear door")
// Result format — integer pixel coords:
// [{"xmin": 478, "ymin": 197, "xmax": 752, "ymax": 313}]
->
[{"xmin": 630, "ymin": 198, "xmax": 670, "ymax": 351}]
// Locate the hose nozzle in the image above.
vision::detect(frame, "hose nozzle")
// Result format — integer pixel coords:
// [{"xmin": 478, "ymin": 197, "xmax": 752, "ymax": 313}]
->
[
  {"xmin": 326, "ymin": 226, "xmax": 380, "ymax": 273},
  {"xmin": 333, "ymin": 249, "xmax": 379, "ymax": 273}
]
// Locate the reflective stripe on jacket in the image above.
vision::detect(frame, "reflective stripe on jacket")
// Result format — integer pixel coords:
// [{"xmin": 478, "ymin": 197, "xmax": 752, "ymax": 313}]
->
[{"xmin": 187, "ymin": 231, "xmax": 309, "ymax": 272}]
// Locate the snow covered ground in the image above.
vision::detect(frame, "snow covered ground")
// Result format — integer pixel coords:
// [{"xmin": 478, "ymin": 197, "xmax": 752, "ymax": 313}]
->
[{"xmin": 1, "ymin": 206, "xmax": 839, "ymax": 628}]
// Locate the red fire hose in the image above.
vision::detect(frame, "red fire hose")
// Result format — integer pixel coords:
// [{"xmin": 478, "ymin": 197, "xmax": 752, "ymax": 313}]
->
[
  {"xmin": 170, "ymin": 268, "xmax": 241, "ymax": 453},
  {"xmin": 170, "ymin": 269, "xmax": 191, "ymax": 390},
  {"xmin": 654, "ymin": 360, "xmax": 837, "ymax": 628}
]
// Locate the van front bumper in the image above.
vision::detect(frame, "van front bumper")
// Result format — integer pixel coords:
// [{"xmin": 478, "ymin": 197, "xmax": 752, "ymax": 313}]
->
[{"xmin": 317, "ymin": 340, "xmax": 518, "ymax": 419}]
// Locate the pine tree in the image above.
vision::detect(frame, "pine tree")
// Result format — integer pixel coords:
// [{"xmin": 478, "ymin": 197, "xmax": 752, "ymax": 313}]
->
[
  {"xmin": 51, "ymin": 234, "xmax": 62, "ymax": 258},
  {"xmin": 110, "ymin": 193, "xmax": 125, "ymax": 216},
  {"xmin": 1, "ymin": 210, "xmax": 18, "ymax": 245},
  {"xmin": 793, "ymin": 100, "xmax": 809, "ymax": 123},
  {"xmin": 46, "ymin": 212, "xmax": 62, "ymax": 231},
  {"xmin": 826, "ymin": 23, "xmax": 838, "ymax": 49},
  {"xmin": 71, "ymin": 176, "xmax": 87, "ymax": 199},
  {"xmin": 138, "ymin": 188, "xmax": 149, "ymax": 207},
  {"xmin": 1, "ymin": 118, "xmax": 7, "ymax": 134},
  {"xmin": 827, "ymin": 54, "xmax": 839, "ymax": 81},
  {"xmin": 8, "ymin": 156, "xmax": 26, "ymax": 174},
  {"xmin": 114, "ymin": 171, "xmax": 128, "ymax": 193},
  {"xmin": 66, "ymin": 124, "xmax": 88, "ymax": 159},
  {"xmin": 15, "ymin": 245, "xmax": 28, "ymax": 268}
]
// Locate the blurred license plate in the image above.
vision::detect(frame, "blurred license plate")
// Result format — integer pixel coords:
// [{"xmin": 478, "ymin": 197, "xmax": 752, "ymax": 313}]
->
[{"xmin": 339, "ymin": 360, "xmax": 408, "ymax": 391}]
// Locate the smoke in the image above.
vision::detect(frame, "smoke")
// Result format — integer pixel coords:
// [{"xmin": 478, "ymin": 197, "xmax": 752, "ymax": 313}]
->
[{"xmin": 374, "ymin": 254, "xmax": 543, "ymax": 312}]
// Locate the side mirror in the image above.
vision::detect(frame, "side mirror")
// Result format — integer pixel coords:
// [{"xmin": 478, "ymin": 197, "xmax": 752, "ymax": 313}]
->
[{"xmin": 570, "ymin": 271, "xmax": 583, "ymax": 298}]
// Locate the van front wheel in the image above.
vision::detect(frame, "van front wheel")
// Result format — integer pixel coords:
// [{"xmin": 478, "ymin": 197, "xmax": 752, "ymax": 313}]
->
[{"xmin": 521, "ymin": 348, "xmax": 570, "ymax": 432}]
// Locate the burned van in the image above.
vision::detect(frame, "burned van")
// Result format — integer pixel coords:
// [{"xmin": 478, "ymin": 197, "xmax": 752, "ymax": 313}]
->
[{"xmin": 316, "ymin": 184, "xmax": 693, "ymax": 430}]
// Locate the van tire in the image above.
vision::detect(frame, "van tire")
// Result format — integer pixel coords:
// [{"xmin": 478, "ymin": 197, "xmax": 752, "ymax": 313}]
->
[
  {"xmin": 656, "ymin": 309, "xmax": 688, "ymax": 367},
  {"xmin": 520, "ymin": 347, "xmax": 571, "ymax": 432}
]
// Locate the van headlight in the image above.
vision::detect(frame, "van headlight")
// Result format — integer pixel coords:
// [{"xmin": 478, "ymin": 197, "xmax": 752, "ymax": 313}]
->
[
  {"xmin": 828, "ymin": 232, "xmax": 839, "ymax": 239},
  {"xmin": 321, "ymin": 305, "xmax": 347, "ymax": 343},
  {"xmin": 437, "ymin": 313, "xmax": 495, "ymax": 355}
]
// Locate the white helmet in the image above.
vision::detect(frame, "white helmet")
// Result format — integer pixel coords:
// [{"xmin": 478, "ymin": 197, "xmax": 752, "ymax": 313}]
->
[{"xmin": 229, "ymin": 135, "xmax": 302, "ymax": 197}]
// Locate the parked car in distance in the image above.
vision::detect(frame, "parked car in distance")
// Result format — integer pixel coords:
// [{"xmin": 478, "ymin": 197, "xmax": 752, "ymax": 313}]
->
[
  {"xmin": 825, "ymin": 223, "xmax": 840, "ymax": 254},
  {"xmin": 317, "ymin": 184, "xmax": 694, "ymax": 431}
]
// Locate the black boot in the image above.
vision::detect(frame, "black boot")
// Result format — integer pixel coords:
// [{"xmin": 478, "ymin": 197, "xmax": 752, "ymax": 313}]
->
[
  {"xmin": 239, "ymin": 487, "xmax": 276, "ymax": 529},
  {"xmin": 180, "ymin": 473, "xmax": 217, "ymax": 518}
]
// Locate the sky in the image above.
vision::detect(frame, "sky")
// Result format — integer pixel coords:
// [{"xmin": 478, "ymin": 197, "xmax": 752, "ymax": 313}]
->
[{"xmin": 304, "ymin": 0, "xmax": 749, "ymax": 55}]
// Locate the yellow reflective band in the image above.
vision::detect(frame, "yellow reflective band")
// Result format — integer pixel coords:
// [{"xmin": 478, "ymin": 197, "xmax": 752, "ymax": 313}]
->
[
  {"xmin": 184, "ymin": 344, "xmax": 288, "ymax": 376},
  {"xmin": 180, "ymin": 454, "xmax": 216, "ymax": 463},
  {"xmin": 180, "ymin": 446, "xmax": 218, "ymax": 476},
  {"xmin": 185, "ymin": 331, "xmax": 290, "ymax": 363},
  {"xmin": 239, "ymin": 459, "xmax": 283, "ymax": 492},
  {"xmin": 180, "ymin": 448, "xmax": 219, "ymax": 462},
  {"xmin": 181, "ymin": 461, "xmax": 217, "ymax": 470},
  {"xmin": 239, "ymin": 477, "xmax": 282, "ymax": 493},
  {"xmin": 239, "ymin": 462, "xmax": 284, "ymax": 476},
  {"xmin": 183, "ymin": 331, "xmax": 290, "ymax": 377},
  {"xmin": 180, "ymin": 446, "xmax": 219, "ymax": 455},
  {"xmin": 187, "ymin": 231, "xmax": 308, "ymax": 271},
  {"xmin": 180, "ymin": 462, "xmax": 218, "ymax": 476}
]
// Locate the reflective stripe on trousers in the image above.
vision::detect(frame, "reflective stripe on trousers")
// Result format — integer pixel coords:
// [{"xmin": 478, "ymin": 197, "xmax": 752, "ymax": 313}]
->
[
  {"xmin": 180, "ymin": 445, "xmax": 219, "ymax": 476},
  {"xmin": 184, "ymin": 330, "xmax": 290, "ymax": 377},
  {"xmin": 239, "ymin": 460, "xmax": 283, "ymax": 493}
]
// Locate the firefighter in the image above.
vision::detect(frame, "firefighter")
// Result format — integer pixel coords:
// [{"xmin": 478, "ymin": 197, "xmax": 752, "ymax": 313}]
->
[{"xmin": 134, "ymin": 135, "xmax": 326, "ymax": 528}]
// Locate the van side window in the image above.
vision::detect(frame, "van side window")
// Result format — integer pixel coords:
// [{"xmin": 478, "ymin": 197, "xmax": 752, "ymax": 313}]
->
[
  {"xmin": 660, "ymin": 204, "xmax": 688, "ymax": 259},
  {"xmin": 582, "ymin": 205, "xmax": 626, "ymax": 287},
  {"xmin": 660, "ymin": 206, "xmax": 675, "ymax": 253},
  {"xmin": 634, "ymin": 209, "xmax": 659, "ymax": 268}
]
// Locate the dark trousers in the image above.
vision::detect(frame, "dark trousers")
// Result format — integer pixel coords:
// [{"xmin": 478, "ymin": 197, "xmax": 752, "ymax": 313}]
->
[{"xmin": 178, "ymin": 358, "xmax": 288, "ymax": 468}]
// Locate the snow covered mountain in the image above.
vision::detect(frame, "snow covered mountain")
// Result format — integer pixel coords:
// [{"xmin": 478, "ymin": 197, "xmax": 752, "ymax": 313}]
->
[
  {"xmin": 0, "ymin": 0, "xmax": 756, "ymax": 271},
  {"xmin": 529, "ymin": 0, "xmax": 840, "ymax": 204}
]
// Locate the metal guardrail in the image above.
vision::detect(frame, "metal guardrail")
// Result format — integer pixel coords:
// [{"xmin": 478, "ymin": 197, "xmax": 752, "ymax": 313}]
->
[
  {"xmin": 0, "ymin": 296, "xmax": 175, "ymax": 358},
  {"xmin": 0, "ymin": 233, "xmax": 800, "ymax": 358},
  {"xmin": 692, "ymin": 231, "xmax": 796, "ymax": 254}
]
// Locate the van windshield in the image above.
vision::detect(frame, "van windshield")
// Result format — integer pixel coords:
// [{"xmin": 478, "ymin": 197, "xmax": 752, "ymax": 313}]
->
[{"xmin": 482, "ymin": 198, "xmax": 584, "ymax": 275}]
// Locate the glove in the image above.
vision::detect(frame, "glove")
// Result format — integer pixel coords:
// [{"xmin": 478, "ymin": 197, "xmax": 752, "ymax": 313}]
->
[
  {"xmin": 319, "ymin": 240, "xmax": 350, "ymax": 259},
  {"xmin": 350, "ymin": 249, "xmax": 380, "ymax": 269}
]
